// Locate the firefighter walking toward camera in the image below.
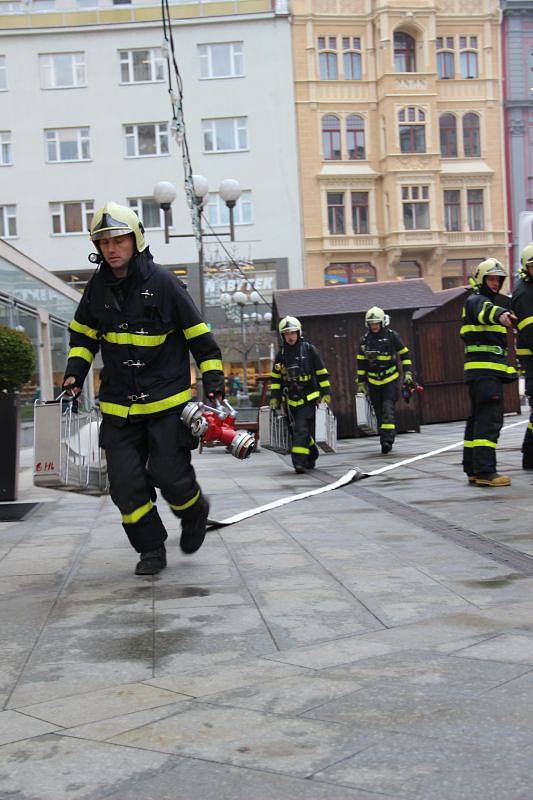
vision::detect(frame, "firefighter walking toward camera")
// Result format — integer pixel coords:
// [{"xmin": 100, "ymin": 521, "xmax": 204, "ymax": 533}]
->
[
  {"xmin": 461, "ymin": 258, "xmax": 517, "ymax": 487},
  {"xmin": 512, "ymin": 244, "xmax": 533, "ymax": 470},
  {"xmin": 356, "ymin": 307, "xmax": 414, "ymax": 454},
  {"xmin": 269, "ymin": 316, "xmax": 331, "ymax": 474},
  {"xmin": 62, "ymin": 202, "xmax": 225, "ymax": 576}
]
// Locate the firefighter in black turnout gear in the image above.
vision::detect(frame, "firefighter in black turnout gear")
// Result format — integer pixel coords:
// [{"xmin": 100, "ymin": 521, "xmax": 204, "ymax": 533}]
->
[
  {"xmin": 461, "ymin": 258, "xmax": 517, "ymax": 487},
  {"xmin": 62, "ymin": 202, "xmax": 224, "ymax": 575},
  {"xmin": 512, "ymin": 244, "xmax": 533, "ymax": 470},
  {"xmin": 356, "ymin": 307, "xmax": 413, "ymax": 454},
  {"xmin": 269, "ymin": 316, "xmax": 331, "ymax": 474}
]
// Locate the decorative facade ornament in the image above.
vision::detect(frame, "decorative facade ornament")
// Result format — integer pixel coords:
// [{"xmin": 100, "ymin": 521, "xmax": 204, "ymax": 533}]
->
[{"xmin": 509, "ymin": 119, "xmax": 526, "ymax": 137}]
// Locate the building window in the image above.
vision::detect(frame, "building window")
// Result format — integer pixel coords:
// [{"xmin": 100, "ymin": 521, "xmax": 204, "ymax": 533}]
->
[
  {"xmin": 198, "ymin": 42, "xmax": 243, "ymax": 79},
  {"xmin": 119, "ymin": 48, "xmax": 165, "ymax": 84},
  {"xmin": 0, "ymin": 205, "xmax": 17, "ymax": 238},
  {"xmin": 124, "ymin": 123, "xmax": 169, "ymax": 157},
  {"xmin": 460, "ymin": 37, "xmax": 478, "ymax": 79},
  {"xmin": 351, "ymin": 192, "xmax": 369, "ymax": 234},
  {"xmin": 396, "ymin": 261, "xmax": 421, "ymax": 280},
  {"xmin": 439, "ymin": 114, "xmax": 457, "ymax": 157},
  {"xmin": 0, "ymin": 131, "xmax": 13, "ymax": 165},
  {"xmin": 394, "ymin": 31, "xmax": 416, "ymax": 73},
  {"xmin": 50, "ymin": 201, "xmax": 93, "ymax": 235},
  {"xmin": 0, "ymin": 56, "xmax": 6, "ymax": 91},
  {"xmin": 202, "ymin": 117, "xmax": 248, "ymax": 153},
  {"xmin": 206, "ymin": 191, "xmax": 253, "ymax": 227},
  {"xmin": 467, "ymin": 188, "xmax": 484, "ymax": 230},
  {"xmin": 402, "ymin": 185, "xmax": 430, "ymax": 230},
  {"xmin": 318, "ymin": 36, "xmax": 338, "ymax": 80},
  {"xmin": 442, "ymin": 258, "xmax": 479, "ymax": 288},
  {"xmin": 398, "ymin": 107, "xmax": 426, "ymax": 153},
  {"xmin": 128, "ymin": 198, "xmax": 169, "ymax": 229},
  {"xmin": 346, "ymin": 114, "xmax": 365, "ymax": 160},
  {"xmin": 322, "ymin": 115, "xmax": 341, "ymax": 160},
  {"xmin": 45, "ymin": 127, "xmax": 90, "ymax": 162},
  {"xmin": 444, "ymin": 190, "xmax": 461, "ymax": 231},
  {"xmin": 327, "ymin": 192, "xmax": 345, "ymax": 234},
  {"xmin": 39, "ymin": 53, "xmax": 86, "ymax": 89},
  {"xmin": 436, "ymin": 37, "xmax": 455, "ymax": 79},
  {"xmin": 342, "ymin": 36, "xmax": 362, "ymax": 80},
  {"xmin": 463, "ymin": 112, "xmax": 481, "ymax": 157},
  {"xmin": 325, "ymin": 263, "xmax": 376, "ymax": 285}
]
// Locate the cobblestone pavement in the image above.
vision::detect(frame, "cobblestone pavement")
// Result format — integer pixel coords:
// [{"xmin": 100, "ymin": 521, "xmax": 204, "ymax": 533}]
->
[{"xmin": 1, "ymin": 418, "xmax": 533, "ymax": 799}]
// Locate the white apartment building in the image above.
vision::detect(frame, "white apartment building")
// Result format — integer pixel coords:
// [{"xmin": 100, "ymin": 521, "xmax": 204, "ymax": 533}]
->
[{"xmin": 0, "ymin": 0, "xmax": 302, "ymax": 330}]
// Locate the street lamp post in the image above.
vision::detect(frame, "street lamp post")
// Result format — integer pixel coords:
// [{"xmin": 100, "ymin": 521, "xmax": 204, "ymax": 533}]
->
[{"xmin": 232, "ymin": 290, "xmax": 249, "ymax": 400}]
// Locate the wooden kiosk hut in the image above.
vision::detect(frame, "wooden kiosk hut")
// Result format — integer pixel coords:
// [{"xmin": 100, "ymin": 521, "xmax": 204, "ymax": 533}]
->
[{"xmin": 272, "ymin": 280, "xmax": 437, "ymax": 438}]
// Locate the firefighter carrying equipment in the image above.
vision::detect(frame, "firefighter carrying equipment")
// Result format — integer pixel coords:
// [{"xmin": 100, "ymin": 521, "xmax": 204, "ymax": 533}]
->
[
  {"xmin": 90, "ymin": 201, "xmax": 147, "ymax": 254},
  {"xmin": 278, "ymin": 316, "xmax": 302, "ymax": 336},
  {"xmin": 270, "ymin": 336, "xmax": 331, "ymax": 471},
  {"xmin": 512, "ymin": 243, "xmax": 533, "ymax": 469},
  {"xmin": 356, "ymin": 327, "xmax": 413, "ymax": 388},
  {"xmin": 64, "ymin": 248, "xmax": 224, "ymax": 423}
]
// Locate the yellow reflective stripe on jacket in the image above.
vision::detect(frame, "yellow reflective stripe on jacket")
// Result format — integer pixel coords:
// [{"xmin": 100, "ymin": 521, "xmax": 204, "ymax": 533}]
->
[
  {"xmin": 401, "ymin": 359, "xmax": 413, "ymax": 365},
  {"xmin": 517, "ymin": 316, "xmax": 533, "ymax": 331},
  {"xmin": 183, "ymin": 322, "xmax": 210, "ymax": 340},
  {"xmin": 477, "ymin": 300, "xmax": 491, "ymax": 324},
  {"xmin": 529, "ymin": 422, "xmax": 533, "ymax": 432},
  {"xmin": 357, "ymin": 369, "xmax": 366, "ymax": 377},
  {"xmin": 270, "ymin": 383, "xmax": 281, "ymax": 390},
  {"xmin": 376, "ymin": 355, "xmax": 393, "ymax": 361},
  {"xmin": 316, "ymin": 368, "xmax": 328, "ymax": 375},
  {"xmin": 103, "ymin": 331, "xmax": 172, "ymax": 346},
  {"xmin": 319, "ymin": 380, "xmax": 330, "ymax": 388},
  {"xmin": 398, "ymin": 347, "xmax": 409, "ymax": 355},
  {"xmin": 69, "ymin": 319, "xmax": 99, "ymax": 339},
  {"xmin": 68, "ymin": 347, "xmax": 94, "ymax": 364},
  {"xmin": 464, "ymin": 362, "xmax": 517, "ymax": 375},
  {"xmin": 463, "ymin": 440, "xmax": 473, "ymax": 448},
  {"xmin": 472, "ymin": 438, "xmax": 497, "ymax": 449},
  {"xmin": 270, "ymin": 370, "xmax": 280, "ymax": 378},
  {"xmin": 307, "ymin": 390, "xmax": 320, "ymax": 401},
  {"xmin": 488, "ymin": 305, "xmax": 499, "ymax": 324},
  {"xmin": 356, "ymin": 354, "xmax": 366, "ymax": 360},
  {"xmin": 368, "ymin": 371, "xmax": 399, "ymax": 386},
  {"xmin": 200, "ymin": 359, "xmax": 223, "ymax": 374},
  {"xmin": 460, "ymin": 324, "xmax": 507, "ymax": 335},
  {"xmin": 122, "ymin": 500, "xmax": 153, "ymax": 525},
  {"xmin": 100, "ymin": 388, "xmax": 193, "ymax": 419},
  {"xmin": 169, "ymin": 490, "xmax": 200, "ymax": 512},
  {"xmin": 517, "ymin": 348, "xmax": 533, "ymax": 356},
  {"xmin": 287, "ymin": 398, "xmax": 304, "ymax": 407},
  {"xmin": 380, "ymin": 423, "xmax": 395, "ymax": 429},
  {"xmin": 292, "ymin": 446, "xmax": 310, "ymax": 454}
]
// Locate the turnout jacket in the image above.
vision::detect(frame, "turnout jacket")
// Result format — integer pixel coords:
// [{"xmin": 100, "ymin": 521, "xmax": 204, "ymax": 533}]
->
[
  {"xmin": 356, "ymin": 328, "xmax": 412, "ymax": 387},
  {"xmin": 270, "ymin": 339, "xmax": 331, "ymax": 408},
  {"xmin": 460, "ymin": 289, "xmax": 517, "ymax": 383},
  {"xmin": 64, "ymin": 249, "xmax": 223, "ymax": 423},
  {"xmin": 511, "ymin": 271, "xmax": 533, "ymax": 381}
]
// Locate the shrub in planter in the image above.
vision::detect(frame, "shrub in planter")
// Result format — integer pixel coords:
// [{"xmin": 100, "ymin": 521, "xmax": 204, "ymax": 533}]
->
[{"xmin": 0, "ymin": 325, "xmax": 35, "ymax": 501}]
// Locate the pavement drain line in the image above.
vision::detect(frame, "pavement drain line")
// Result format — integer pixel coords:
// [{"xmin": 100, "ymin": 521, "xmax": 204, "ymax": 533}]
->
[{"xmin": 209, "ymin": 419, "xmax": 533, "ymax": 576}]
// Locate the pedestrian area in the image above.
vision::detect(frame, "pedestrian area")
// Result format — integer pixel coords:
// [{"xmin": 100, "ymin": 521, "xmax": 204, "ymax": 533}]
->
[{"xmin": 1, "ymin": 418, "xmax": 533, "ymax": 800}]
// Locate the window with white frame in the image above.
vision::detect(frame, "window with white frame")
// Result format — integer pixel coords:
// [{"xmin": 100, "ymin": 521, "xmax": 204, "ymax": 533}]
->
[
  {"xmin": 317, "ymin": 36, "xmax": 338, "ymax": 80},
  {"xmin": 444, "ymin": 189, "xmax": 461, "ymax": 231},
  {"xmin": 1, "ymin": 131, "xmax": 13, "ymax": 165},
  {"xmin": 467, "ymin": 188, "xmax": 484, "ymax": 230},
  {"xmin": 198, "ymin": 42, "xmax": 243, "ymax": 79},
  {"xmin": 124, "ymin": 123, "xmax": 169, "ymax": 157},
  {"xmin": 398, "ymin": 106, "xmax": 426, "ymax": 153},
  {"xmin": 342, "ymin": 36, "xmax": 362, "ymax": 80},
  {"xmin": 50, "ymin": 201, "xmax": 93, "ymax": 235},
  {"xmin": 128, "ymin": 198, "xmax": 170, "ymax": 229},
  {"xmin": 327, "ymin": 192, "xmax": 345, "ymax": 235},
  {"xmin": 33, "ymin": 0, "xmax": 55, "ymax": 10},
  {"xmin": 206, "ymin": 191, "xmax": 253, "ymax": 227},
  {"xmin": 202, "ymin": 117, "xmax": 248, "ymax": 153},
  {"xmin": 45, "ymin": 127, "xmax": 90, "ymax": 162},
  {"xmin": 460, "ymin": 35, "xmax": 478, "ymax": 79},
  {"xmin": 0, "ymin": 205, "xmax": 17, "ymax": 238},
  {"xmin": 402, "ymin": 185, "xmax": 430, "ymax": 230},
  {"xmin": 119, "ymin": 48, "xmax": 165, "ymax": 84},
  {"xmin": 39, "ymin": 53, "xmax": 86, "ymax": 89},
  {"xmin": 0, "ymin": 55, "xmax": 7, "ymax": 91},
  {"xmin": 436, "ymin": 36, "xmax": 455, "ymax": 79}
]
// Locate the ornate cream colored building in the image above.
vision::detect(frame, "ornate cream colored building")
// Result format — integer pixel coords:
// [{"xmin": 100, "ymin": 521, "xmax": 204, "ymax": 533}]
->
[{"xmin": 291, "ymin": 0, "xmax": 508, "ymax": 290}]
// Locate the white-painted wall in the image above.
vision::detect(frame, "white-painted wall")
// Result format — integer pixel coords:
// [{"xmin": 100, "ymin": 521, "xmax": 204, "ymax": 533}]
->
[{"xmin": 0, "ymin": 8, "xmax": 303, "ymax": 288}]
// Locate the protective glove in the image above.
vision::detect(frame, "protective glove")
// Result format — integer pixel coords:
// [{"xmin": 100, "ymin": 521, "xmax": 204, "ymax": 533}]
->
[
  {"xmin": 320, "ymin": 395, "xmax": 331, "ymax": 406},
  {"xmin": 62, "ymin": 375, "xmax": 83, "ymax": 397},
  {"xmin": 404, "ymin": 371, "xmax": 414, "ymax": 385},
  {"xmin": 356, "ymin": 382, "xmax": 367, "ymax": 395},
  {"xmin": 203, "ymin": 372, "xmax": 225, "ymax": 402},
  {"xmin": 269, "ymin": 398, "xmax": 280, "ymax": 410}
]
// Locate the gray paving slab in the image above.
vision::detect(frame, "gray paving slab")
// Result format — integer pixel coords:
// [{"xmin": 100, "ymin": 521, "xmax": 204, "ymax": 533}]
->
[
  {"xmin": 455, "ymin": 632, "xmax": 533, "ymax": 664},
  {"xmin": 0, "ymin": 710, "xmax": 60, "ymax": 745}
]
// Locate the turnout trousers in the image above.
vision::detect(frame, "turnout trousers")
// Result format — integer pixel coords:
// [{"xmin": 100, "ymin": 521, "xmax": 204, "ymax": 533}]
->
[
  {"xmin": 522, "ymin": 389, "xmax": 533, "ymax": 469},
  {"xmin": 290, "ymin": 403, "xmax": 319, "ymax": 469},
  {"xmin": 368, "ymin": 380, "xmax": 398, "ymax": 445},
  {"xmin": 100, "ymin": 413, "xmax": 202, "ymax": 553},
  {"xmin": 462, "ymin": 377, "xmax": 504, "ymax": 477}
]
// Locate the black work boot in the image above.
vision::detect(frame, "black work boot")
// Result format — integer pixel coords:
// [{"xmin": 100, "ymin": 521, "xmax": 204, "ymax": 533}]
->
[
  {"xmin": 135, "ymin": 545, "xmax": 167, "ymax": 576},
  {"xmin": 180, "ymin": 495, "xmax": 210, "ymax": 555},
  {"xmin": 381, "ymin": 442, "xmax": 392, "ymax": 454}
]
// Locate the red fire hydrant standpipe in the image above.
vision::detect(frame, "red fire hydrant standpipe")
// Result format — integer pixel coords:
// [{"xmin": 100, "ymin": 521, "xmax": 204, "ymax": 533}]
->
[{"xmin": 181, "ymin": 400, "xmax": 255, "ymax": 460}]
